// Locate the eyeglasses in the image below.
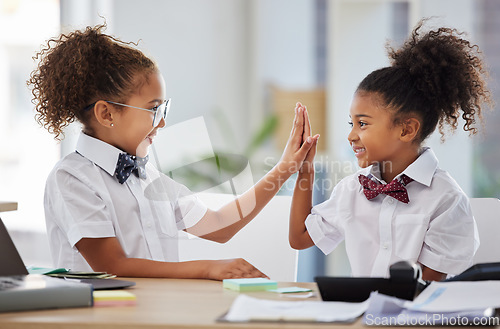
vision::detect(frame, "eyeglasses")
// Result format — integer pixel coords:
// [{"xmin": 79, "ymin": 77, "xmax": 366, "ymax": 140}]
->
[
  {"xmin": 106, "ymin": 99, "xmax": 171, "ymax": 127},
  {"xmin": 83, "ymin": 98, "xmax": 171, "ymax": 127}
]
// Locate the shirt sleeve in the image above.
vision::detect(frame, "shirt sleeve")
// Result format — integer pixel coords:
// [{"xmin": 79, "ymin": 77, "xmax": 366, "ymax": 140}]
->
[
  {"xmin": 418, "ymin": 191, "xmax": 478, "ymax": 275},
  {"xmin": 305, "ymin": 183, "xmax": 346, "ymax": 255},
  {"xmin": 46, "ymin": 165, "xmax": 115, "ymax": 248}
]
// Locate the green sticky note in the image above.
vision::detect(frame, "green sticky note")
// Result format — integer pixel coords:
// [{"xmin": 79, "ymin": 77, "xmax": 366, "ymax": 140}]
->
[
  {"xmin": 26, "ymin": 266, "xmax": 69, "ymax": 275},
  {"xmin": 223, "ymin": 278, "xmax": 278, "ymax": 291}
]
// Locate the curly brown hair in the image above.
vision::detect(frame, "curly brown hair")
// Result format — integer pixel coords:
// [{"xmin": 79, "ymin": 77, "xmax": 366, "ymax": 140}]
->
[
  {"xmin": 27, "ymin": 24, "xmax": 158, "ymax": 140},
  {"xmin": 356, "ymin": 19, "xmax": 492, "ymax": 142}
]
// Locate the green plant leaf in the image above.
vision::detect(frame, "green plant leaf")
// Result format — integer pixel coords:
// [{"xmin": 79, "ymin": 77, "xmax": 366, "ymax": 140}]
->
[{"xmin": 244, "ymin": 114, "xmax": 278, "ymax": 156}]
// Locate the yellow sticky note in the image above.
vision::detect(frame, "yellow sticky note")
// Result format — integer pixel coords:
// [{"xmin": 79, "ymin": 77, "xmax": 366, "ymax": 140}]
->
[{"xmin": 93, "ymin": 290, "xmax": 136, "ymax": 307}]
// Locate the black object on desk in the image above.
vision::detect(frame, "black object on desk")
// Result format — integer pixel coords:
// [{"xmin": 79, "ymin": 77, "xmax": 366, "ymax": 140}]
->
[
  {"xmin": 62, "ymin": 277, "xmax": 136, "ymax": 290},
  {"xmin": 445, "ymin": 262, "xmax": 500, "ymax": 282},
  {"xmin": 315, "ymin": 261, "xmax": 423, "ymax": 302},
  {"xmin": 316, "ymin": 261, "xmax": 500, "ymax": 303}
]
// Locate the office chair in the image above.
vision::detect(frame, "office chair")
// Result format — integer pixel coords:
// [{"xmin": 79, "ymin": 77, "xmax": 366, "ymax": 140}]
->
[{"xmin": 469, "ymin": 198, "xmax": 500, "ymax": 264}]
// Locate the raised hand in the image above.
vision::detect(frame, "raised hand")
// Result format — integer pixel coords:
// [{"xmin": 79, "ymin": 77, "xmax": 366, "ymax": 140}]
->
[
  {"xmin": 278, "ymin": 102, "xmax": 320, "ymax": 174},
  {"xmin": 300, "ymin": 104, "xmax": 319, "ymax": 173},
  {"xmin": 288, "ymin": 104, "xmax": 318, "ymax": 251}
]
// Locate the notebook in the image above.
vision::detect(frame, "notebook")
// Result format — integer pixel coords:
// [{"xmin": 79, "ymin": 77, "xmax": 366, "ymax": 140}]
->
[
  {"xmin": 0, "ymin": 217, "xmax": 135, "ymax": 290},
  {"xmin": 0, "ymin": 217, "xmax": 93, "ymax": 312}
]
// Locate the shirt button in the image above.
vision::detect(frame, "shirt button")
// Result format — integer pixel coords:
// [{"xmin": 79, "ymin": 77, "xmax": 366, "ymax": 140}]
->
[
  {"xmin": 383, "ymin": 244, "xmax": 388, "ymax": 250},
  {"xmin": 147, "ymin": 222, "xmax": 152, "ymax": 228},
  {"xmin": 388, "ymin": 198, "xmax": 394, "ymax": 204}
]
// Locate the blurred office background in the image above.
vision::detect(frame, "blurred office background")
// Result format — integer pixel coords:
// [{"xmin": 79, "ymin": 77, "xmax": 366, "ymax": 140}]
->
[{"xmin": 1, "ymin": 0, "xmax": 499, "ymax": 281}]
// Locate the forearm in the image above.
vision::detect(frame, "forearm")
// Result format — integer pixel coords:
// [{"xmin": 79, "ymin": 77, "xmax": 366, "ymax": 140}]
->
[
  {"xmin": 77, "ymin": 237, "xmax": 214, "ymax": 279},
  {"xmin": 94, "ymin": 256, "xmax": 214, "ymax": 279},
  {"xmin": 234, "ymin": 161, "xmax": 295, "ymax": 221},
  {"xmin": 76, "ymin": 237, "xmax": 264, "ymax": 280},
  {"xmin": 289, "ymin": 169, "xmax": 315, "ymax": 249},
  {"xmin": 189, "ymin": 162, "xmax": 293, "ymax": 242}
]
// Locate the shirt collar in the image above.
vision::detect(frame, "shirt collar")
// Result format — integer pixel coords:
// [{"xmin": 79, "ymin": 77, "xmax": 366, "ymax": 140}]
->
[
  {"xmin": 400, "ymin": 147, "xmax": 438, "ymax": 187},
  {"xmin": 75, "ymin": 132, "xmax": 123, "ymax": 177},
  {"xmin": 363, "ymin": 147, "xmax": 438, "ymax": 187}
]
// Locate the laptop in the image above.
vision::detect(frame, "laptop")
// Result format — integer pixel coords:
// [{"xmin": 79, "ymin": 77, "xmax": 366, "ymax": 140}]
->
[
  {"xmin": 0, "ymin": 217, "xmax": 95, "ymax": 311},
  {"xmin": 0, "ymin": 217, "xmax": 135, "ymax": 290}
]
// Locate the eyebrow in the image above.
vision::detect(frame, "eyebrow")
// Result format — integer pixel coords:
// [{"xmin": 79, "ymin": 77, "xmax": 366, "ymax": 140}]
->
[
  {"xmin": 349, "ymin": 114, "xmax": 373, "ymax": 119},
  {"xmin": 147, "ymin": 99, "xmax": 164, "ymax": 106}
]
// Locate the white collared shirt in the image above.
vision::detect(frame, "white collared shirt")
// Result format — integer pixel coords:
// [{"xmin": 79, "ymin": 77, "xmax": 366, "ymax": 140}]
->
[
  {"xmin": 305, "ymin": 147, "xmax": 479, "ymax": 277},
  {"xmin": 44, "ymin": 132, "xmax": 207, "ymax": 271}
]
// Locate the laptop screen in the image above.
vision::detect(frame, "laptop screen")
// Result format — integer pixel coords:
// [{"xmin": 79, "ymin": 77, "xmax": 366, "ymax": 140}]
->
[{"xmin": 0, "ymin": 217, "xmax": 29, "ymax": 276}]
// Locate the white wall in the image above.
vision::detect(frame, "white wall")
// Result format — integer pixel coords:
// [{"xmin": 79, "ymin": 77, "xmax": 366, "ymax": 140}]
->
[
  {"xmin": 59, "ymin": 0, "xmax": 251, "ymax": 154},
  {"xmin": 249, "ymin": 0, "xmax": 317, "ymax": 138},
  {"xmin": 255, "ymin": 0, "xmax": 316, "ymax": 89},
  {"xmin": 417, "ymin": 0, "xmax": 476, "ymax": 196},
  {"xmin": 329, "ymin": 1, "xmax": 394, "ymax": 165}
]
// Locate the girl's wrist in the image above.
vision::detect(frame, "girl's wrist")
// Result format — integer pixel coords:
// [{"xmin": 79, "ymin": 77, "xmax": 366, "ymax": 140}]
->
[
  {"xmin": 299, "ymin": 164, "xmax": 315, "ymax": 175},
  {"xmin": 196, "ymin": 260, "xmax": 212, "ymax": 280},
  {"xmin": 295, "ymin": 171, "xmax": 315, "ymax": 192}
]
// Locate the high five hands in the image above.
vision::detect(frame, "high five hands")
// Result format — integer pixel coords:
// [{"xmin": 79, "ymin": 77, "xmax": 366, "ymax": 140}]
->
[
  {"xmin": 203, "ymin": 102, "xmax": 319, "ymax": 281},
  {"xmin": 278, "ymin": 102, "xmax": 320, "ymax": 175}
]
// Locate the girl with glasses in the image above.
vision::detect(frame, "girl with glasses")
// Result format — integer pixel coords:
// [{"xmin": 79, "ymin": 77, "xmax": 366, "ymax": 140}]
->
[{"xmin": 29, "ymin": 25, "xmax": 319, "ymax": 280}]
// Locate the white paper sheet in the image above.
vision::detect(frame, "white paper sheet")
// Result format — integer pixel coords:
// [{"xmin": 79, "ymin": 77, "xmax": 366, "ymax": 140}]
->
[
  {"xmin": 405, "ymin": 281, "xmax": 500, "ymax": 312},
  {"xmin": 221, "ymin": 294, "xmax": 369, "ymax": 322},
  {"xmin": 364, "ymin": 292, "xmax": 494, "ymax": 326}
]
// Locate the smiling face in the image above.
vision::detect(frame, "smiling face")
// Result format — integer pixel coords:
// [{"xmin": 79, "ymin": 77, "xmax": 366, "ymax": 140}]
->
[
  {"xmin": 110, "ymin": 71, "xmax": 167, "ymax": 157},
  {"xmin": 347, "ymin": 92, "xmax": 405, "ymax": 170}
]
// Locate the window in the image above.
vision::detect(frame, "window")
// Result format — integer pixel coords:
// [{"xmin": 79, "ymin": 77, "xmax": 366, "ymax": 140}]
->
[
  {"xmin": 473, "ymin": 0, "xmax": 500, "ymax": 199},
  {"xmin": 0, "ymin": 0, "xmax": 60, "ymax": 231}
]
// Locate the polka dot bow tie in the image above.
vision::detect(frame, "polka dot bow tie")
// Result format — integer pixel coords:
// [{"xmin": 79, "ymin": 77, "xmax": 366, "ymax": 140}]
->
[
  {"xmin": 358, "ymin": 174, "xmax": 413, "ymax": 204},
  {"xmin": 115, "ymin": 153, "xmax": 148, "ymax": 184}
]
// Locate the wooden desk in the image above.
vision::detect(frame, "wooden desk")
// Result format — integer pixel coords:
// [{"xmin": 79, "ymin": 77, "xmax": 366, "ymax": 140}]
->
[
  {"xmin": 0, "ymin": 202, "xmax": 17, "ymax": 212},
  {"xmin": 0, "ymin": 279, "xmax": 359, "ymax": 329}
]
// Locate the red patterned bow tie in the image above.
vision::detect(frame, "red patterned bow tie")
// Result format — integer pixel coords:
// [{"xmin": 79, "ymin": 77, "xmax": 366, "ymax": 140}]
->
[{"xmin": 358, "ymin": 174, "xmax": 413, "ymax": 204}]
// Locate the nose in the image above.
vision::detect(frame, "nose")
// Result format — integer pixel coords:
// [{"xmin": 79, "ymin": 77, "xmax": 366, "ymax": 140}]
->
[
  {"xmin": 347, "ymin": 128, "xmax": 358, "ymax": 143},
  {"xmin": 156, "ymin": 117, "xmax": 166, "ymax": 129}
]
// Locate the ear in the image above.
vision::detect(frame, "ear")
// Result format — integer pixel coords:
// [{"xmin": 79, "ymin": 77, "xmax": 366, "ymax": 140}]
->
[
  {"xmin": 93, "ymin": 100, "xmax": 115, "ymax": 128},
  {"xmin": 400, "ymin": 118, "xmax": 420, "ymax": 143}
]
